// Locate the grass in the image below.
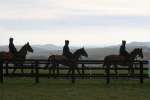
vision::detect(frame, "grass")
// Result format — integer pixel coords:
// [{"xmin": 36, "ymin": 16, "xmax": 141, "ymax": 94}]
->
[{"xmin": 1, "ymin": 78, "xmax": 150, "ymax": 100}]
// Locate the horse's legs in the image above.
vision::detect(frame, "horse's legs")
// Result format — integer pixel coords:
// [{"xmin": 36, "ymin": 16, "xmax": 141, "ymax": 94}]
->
[
  {"xmin": 21, "ymin": 67, "xmax": 24, "ymax": 73},
  {"xmin": 51, "ymin": 63, "xmax": 57, "ymax": 78},
  {"xmin": 53, "ymin": 65, "xmax": 57, "ymax": 78},
  {"xmin": 106, "ymin": 64, "xmax": 110, "ymax": 84},
  {"xmin": 47, "ymin": 64, "xmax": 53, "ymax": 78},
  {"xmin": 105, "ymin": 64, "xmax": 109, "ymax": 74},
  {"xmin": 12, "ymin": 63, "xmax": 17, "ymax": 74},
  {"xmin": 67, "ymin": 67, "xmax": 72, "ymax": 75},
  {"xmin": 21, "ymin": 64, "xmax": 24, "ymax": 73},
  {"xmin": 45, "ymin": 63, "xmax": 52, "ymax": 78},
  {"xmin": 56, "ymin": 64, "xmax": 59, "ymax": 75},
  {"xmin": 45, "ymin": 62, "xmax": 50, "ymax": 69},
  {"xmin": 31, "ymin": 69, "xmax": 34, "ymax": 74},
  {"xmin": 114, "ymin": 64, "xmax": 118, "ymax": 78},
  {"xmin": 49, "ymin": 64, "xmax": 54, "ymax": 77},
  {"xmin": 128, "ymin": 64, "xmax": 130, "ymax": 76},
  {"xmin": 12, "ymin": 68, "xmax": 16, "ymax": 74},
  {"xmin": 30, "ymin": 63, "xmax": 34, "ymax": 74},
  {"xmin": 47, "ymin": 63, "xmax": 56, "ymax": 78},
  {"xmin": 133, "ymin": 63, "xmax": 136, "ymax": 74},
  {"xmin": 128, "ymin": 63, "xmax": 133, "ymax": 76},
  {"xmin": 131, "ymin": 63, "xmax": 134, "ymax": 76},
  {"xmin": 47, "ymin": 59, "xmax": 56, "ymax": 78},
  {"xmin": 76, "ymin": 66, "xmax": 81, "ymax": 75},
  {"xmin": 12, "ymin": 63, "xmax": 24, "ymax": 74},
  {"xmin": 71, "ymin": 66, "xmax": 75, "ymax": 83},
  {"xmin": 114, "ymin": 64, "xmax": 118, "ymax": 75}
]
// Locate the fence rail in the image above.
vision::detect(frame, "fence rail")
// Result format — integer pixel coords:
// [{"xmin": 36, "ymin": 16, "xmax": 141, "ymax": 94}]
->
[{"xmin": 0, "ymin": 59, "xmax": 148, "ymax": 84}]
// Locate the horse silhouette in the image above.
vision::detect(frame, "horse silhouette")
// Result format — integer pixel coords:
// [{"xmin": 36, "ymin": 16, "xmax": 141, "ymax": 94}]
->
[
  {"xmin": 0, "ymin": 42, "xmax": 34, "ymax": 73},
  {"xmin": 45, "ymin": 48, "xmax": 88, "ymax": 77},
  {"xmin": 103, "ymin": 48, "xmax": 143, "ymax": 75}
]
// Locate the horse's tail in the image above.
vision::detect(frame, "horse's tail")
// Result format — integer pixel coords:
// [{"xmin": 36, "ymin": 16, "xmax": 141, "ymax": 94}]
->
[
  {"xmin": 48, "ymin": 55, "xmax": 52, "ymax": 61},
  {"xmin": 48, "ymin": 55, "xmax": 56, "ymax": 63},
  {"xmin": 103, "ymin": 56, "xmax": 108, "ymax": 67},
  {"xmin": 45, "ymin": 55, "xmax": 55, "ymax": 68}
]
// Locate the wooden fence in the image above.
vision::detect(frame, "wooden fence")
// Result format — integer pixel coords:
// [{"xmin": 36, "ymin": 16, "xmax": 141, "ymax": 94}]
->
[{"xmin": 0, "ymin": 59, "xmax": 149, "ymax": 84}]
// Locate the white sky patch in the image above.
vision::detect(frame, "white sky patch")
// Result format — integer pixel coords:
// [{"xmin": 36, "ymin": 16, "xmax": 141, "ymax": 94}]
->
[
  {"xmin": 0, "ymin": 0, "xmax": 149, "ymax": 46},
  {"xmin": 0, "ymin": 0, "xmax": 149, "ymax": 20},
  {"xmin": 0, "ymin": 26, "xmax": 149, "ymax": 46}
]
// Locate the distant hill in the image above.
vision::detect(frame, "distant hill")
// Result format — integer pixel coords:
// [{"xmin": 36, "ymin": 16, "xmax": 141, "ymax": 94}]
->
[
  {"xmin": 127, "ymin": 42, "xmax": 150, "ymax": 47},
  {"xmin": 33, "ymin": 44, "xmax": 61, "ymax": 50},
  {"xmin": 0, "ymin": 42, "xmax": 150, "ymax": 60}
]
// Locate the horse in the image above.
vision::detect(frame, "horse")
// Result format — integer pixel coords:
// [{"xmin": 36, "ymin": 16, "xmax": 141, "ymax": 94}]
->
[
  {"xmin": 0, "ymin": 42, "xmax": 34, "ymax": 73},
  {"xmin": 103, "ymin": 48, "xmax": 143, "ymax": 76},
  {"xmin": 45, "ymin": 48, "xmax": 88, "ymax": 77}
]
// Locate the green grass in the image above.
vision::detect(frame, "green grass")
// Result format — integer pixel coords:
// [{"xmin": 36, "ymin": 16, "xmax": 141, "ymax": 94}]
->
[
  {"xmin": 5, "ymin": 68, "xmax": 148, "ymax": 74},
  {"xmin": 1, "ymin": 78, "xmax": 150, "ymax": 100}
]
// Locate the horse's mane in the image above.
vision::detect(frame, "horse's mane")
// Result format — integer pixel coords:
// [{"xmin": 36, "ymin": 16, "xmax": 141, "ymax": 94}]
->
[
  {"xmin": 130, "ymin": 48, "xmax": 139, "ymax": 55},
  {"xmin": 18, "ymin": 43, "xmax": 27, "ymax": 53},
  {"xmin": 73, "ymin": 48, "xmax": 83, "ymax": 55}
]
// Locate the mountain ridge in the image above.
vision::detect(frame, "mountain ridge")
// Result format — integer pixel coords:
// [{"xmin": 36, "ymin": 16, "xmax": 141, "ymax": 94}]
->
[{"xmin": 0, "ymin": 42, "xmax": 150, "ymax": 60}]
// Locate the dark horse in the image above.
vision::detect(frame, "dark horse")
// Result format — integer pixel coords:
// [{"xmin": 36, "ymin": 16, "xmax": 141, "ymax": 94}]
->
[
  {"xmin": 0, "ymin": 42, "xmax": 34, "ymax": 73},
  {"xmin": 45, "ymin": 48, "xmax": 88, "ymax": 76},
  {"xmin": 103, "ymin": 48, "xmax": 143, "ymax": 75}
]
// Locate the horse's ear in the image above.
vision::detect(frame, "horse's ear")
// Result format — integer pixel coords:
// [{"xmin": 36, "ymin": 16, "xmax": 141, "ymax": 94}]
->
[{"xmin": 27, "ymin": 42, "xmax": 29, "ymax": 44}]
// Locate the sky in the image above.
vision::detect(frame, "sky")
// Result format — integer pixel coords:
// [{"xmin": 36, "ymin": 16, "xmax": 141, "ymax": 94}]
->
[{"xmin": 0, "ymin": 0, "xmax": 150, "ymax": 47}]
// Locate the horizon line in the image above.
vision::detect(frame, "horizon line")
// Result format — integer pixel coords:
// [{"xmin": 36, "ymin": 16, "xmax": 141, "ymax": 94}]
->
[{"xmin": 0, "ymin": 41, "xmax": 150, "ymax": 48}]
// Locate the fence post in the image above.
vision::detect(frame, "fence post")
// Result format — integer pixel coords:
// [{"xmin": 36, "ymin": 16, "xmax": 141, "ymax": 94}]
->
[
  {"xmin": 71, "ymin": 65, "xmax": 75, "ymax": 84},
  {"xmin": 140, "ymin": 61, "xmax": 143, "ymax": 84},
  {"xmin": 5, "ymin": 62, "xmax": 9, "ymax": 75},
  {"xmin": 0, "ymin": 60, "xmax": 3, "ymax": 83},
  {"xmin": 35, "ymin": 61, "xmax": 39, "ymax": 83},
  {"xmin": 82, "ymin": 64, "xmax": 85, "ymax": 78},
  {"xmin": 106, "ymin": 65, "xmax": 110, "ymax": 84}
]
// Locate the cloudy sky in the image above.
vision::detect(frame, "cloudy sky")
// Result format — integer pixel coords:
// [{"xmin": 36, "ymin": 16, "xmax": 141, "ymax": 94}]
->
[{"xmin": 0, "ymin": 0, "xmax": 149, "ymax": 47}]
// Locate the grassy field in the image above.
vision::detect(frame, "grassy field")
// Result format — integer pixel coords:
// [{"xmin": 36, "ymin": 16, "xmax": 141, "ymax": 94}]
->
[{"xmin": 1, "ymin": 78, "xmax": 150, "ymax": 100}]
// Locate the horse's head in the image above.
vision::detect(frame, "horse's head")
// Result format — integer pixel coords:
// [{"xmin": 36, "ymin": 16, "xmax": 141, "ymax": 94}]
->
[
  {"xmin": 73, "ymin": 47, "xmax": 88, "ymax": 60},
  {"xmin": 25, "ymin": 42, "xmax": 34, "ymax": 53},
  {"xmin": 137, "ymin": 48, "xmax": 143, "ymax": 59},
  {"xmin": 78, "ymin": 47, "xmax": 88, "ymax": 57},
  {"xmin": 14, "ymin": 42, "xmax": 33, "ymax": 59},
  {"xmin": 134, "ymin": 48, "xmax": 143, "ymax": 59}
]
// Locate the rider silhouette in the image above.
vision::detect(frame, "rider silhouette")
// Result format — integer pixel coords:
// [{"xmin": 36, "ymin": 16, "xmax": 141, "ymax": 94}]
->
[
  {"xmin": 62, "ymin": 40, "xmax": 73, "ymax": 59},
  {"xmin": 9, "ymin": 37, "xmax": 17, "ymax": 54},
  {"xmin": 119, "ymin": 40, "xmax": 129, "ymax": 58}
]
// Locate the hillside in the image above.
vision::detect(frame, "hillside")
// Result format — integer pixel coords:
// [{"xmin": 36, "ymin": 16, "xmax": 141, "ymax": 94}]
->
[{"xmin": 0, "ymin": 42, "xmax": 150, "ymax": 60}]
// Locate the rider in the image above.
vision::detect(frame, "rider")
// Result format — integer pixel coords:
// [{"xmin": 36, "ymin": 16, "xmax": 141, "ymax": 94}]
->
[
  {"xmin": 62, "ymin": 40, "xmax": 73, "ymax": 59},
  {"xmin": 119, "ymin": 40, "xmax": 129, "ymax": 59},
  {"xmin": 9, "ymin": 37, "xmax": 17, "ymax": 54}
]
